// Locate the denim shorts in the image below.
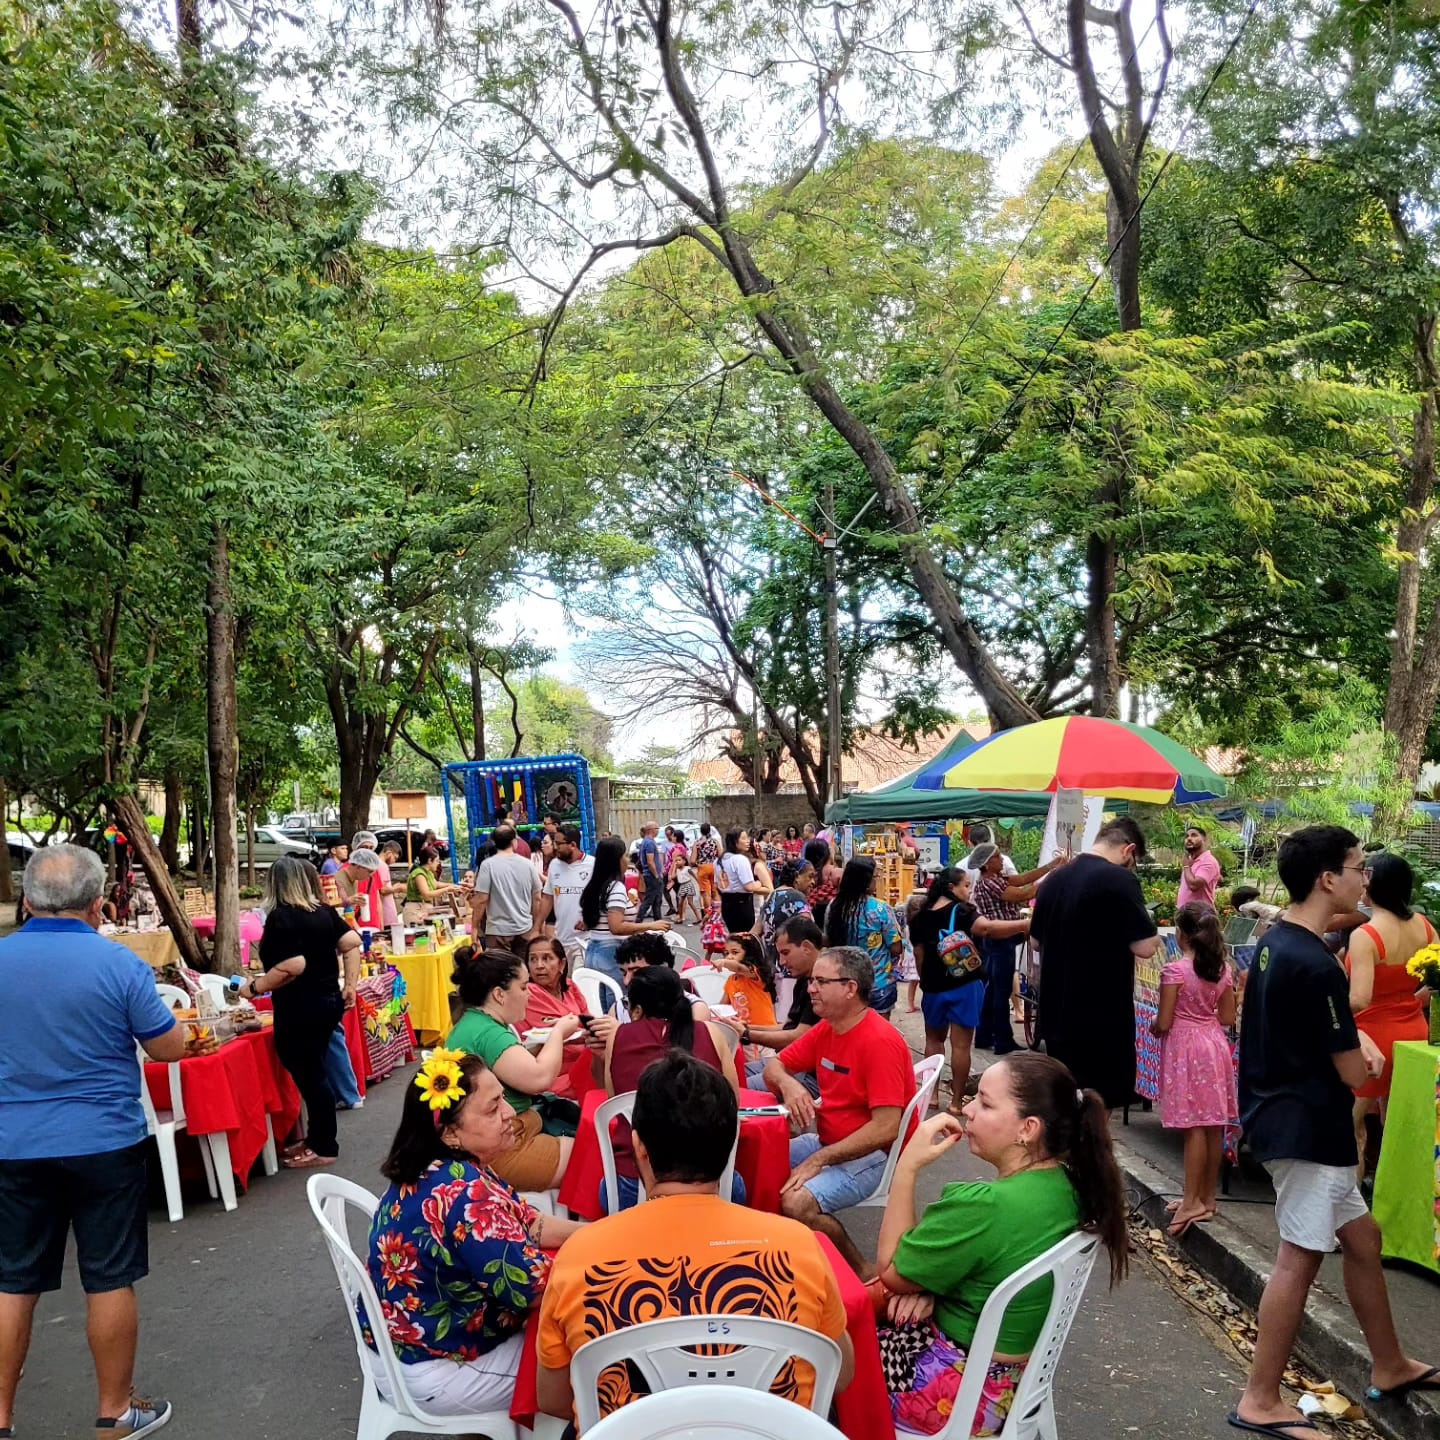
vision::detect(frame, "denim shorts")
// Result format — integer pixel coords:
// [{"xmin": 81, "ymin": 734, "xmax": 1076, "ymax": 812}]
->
[
  {"xmin": 0, "ymin": 1141, "xmax": 150, "ymax": 1295},
  {"xmin": 789, "ymin": 1132, "xmax": 887, "ymax": 1214}
]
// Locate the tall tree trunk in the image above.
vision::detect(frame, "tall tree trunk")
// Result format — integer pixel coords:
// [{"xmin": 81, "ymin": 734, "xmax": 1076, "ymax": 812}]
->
[
  {"xmin": 207, "ymin": 524, "xmax": 242, "ymax": 973},
  {"xmin": 159, "ymin": 767, "xmax": 182, "ymax": 872},
  {"xmin": 111, "ymin": 792, "xmax": 207, "ymax": 970},
  {"xmin": 469, "ymin": 646, "xmax": 487, "ymax": 760},
  {"xmin": 1382, "ymin": 315, "xmax": 1440, "ymax": 800},
  {"xmin": 0, "ymin": 775, "xmax": 12, "ymax": 907}
]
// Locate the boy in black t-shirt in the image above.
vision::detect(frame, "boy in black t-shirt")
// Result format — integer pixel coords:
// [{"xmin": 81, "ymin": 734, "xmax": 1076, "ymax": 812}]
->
[{"xmin": 1231, "ymin": 826, "xmax": 1436, "ymax": 1439}]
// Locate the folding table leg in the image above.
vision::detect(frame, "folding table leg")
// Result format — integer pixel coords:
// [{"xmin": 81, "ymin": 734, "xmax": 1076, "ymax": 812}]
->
[
  {"xmin": 203, "ymin": 1134, "xmax": 239, "ymax": 1210},
  {"xmin": 261, "ymin": 1116, "xmax": 279, "ymax": 1176}
]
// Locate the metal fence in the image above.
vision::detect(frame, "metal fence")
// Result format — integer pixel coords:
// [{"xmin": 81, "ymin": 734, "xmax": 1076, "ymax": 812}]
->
[{"xmin": 601, "ymin": 795, "xmax": 710, "ymax": 841}]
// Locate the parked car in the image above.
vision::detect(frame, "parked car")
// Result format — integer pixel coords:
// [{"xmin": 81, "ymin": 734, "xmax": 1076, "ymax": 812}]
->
[{"xmin": 238, "ymin": 825, "xmax": 314, "ymax": 867}]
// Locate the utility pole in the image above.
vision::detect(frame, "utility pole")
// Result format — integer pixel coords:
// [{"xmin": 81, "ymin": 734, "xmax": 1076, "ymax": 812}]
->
[{"xmin": 824, "ymin": 476, "xmax": 843, "ymax": 810}]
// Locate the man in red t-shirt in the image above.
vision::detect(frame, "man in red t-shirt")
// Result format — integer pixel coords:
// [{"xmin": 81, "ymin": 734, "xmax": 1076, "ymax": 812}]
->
[{"xmin": 763, "ymin": 946, "xmax": 915, "ymax": 1279}]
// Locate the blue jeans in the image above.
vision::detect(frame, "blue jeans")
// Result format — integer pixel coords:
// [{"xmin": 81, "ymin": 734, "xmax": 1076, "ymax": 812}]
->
[
  {"xmin": 580, "ymin": 936, "xmax": 624, "ymax": 1014},
  {"xmin": 977, "ymin": 937, "xmax": 1020, "ymax": 1054},
  {"xmin": 325, "ymin": 1026, "xmax": 363, "ymax": 1107},
  {"xmin": 603, "ymin": 1170, "xmax": 748, "ymax": 1213},
  {"xmin": 745, "ymin": 1058, "xmax": 820, "ymax": 1098}
]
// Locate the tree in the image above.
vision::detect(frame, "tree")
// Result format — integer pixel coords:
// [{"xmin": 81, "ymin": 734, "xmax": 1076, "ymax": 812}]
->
[
  {"xmin": 1155, "ymin": 0, "xmax": 1440, "ymax": 789},
  {"xmin": 355, "ymin": 0, "xmax": 1044, "ymax": 727}
]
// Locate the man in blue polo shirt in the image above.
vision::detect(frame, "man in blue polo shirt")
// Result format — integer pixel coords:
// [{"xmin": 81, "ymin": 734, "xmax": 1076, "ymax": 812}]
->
[{"xmin": 0, "ymin": 844, "xmax": 183, "ymax": 1439}]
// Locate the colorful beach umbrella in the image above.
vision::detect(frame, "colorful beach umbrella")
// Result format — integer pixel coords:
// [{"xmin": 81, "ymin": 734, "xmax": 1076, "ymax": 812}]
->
[{"xmin": 911, "ymin": 716, "xmax": 1227, "ymax": 804}]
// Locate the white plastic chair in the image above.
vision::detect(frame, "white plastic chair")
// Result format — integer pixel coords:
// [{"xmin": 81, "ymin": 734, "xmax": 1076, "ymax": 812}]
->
[
  {"xmin": 197, "ymin": 973, "xmax": 232, "ymax": 1007},
  {"xmin": 137, "ymin": 1044, "xmax": 187, "ymax": 1223},
  {"xmin": 572, "ymin": 966, "xmax": 625, "ymax": 1017},
  {"xmin": 582, "ymin": 1385, "xmax": 847, "ymax": 1439},
  {"xmin": 595, "ymin": 1091, "xmax": 737, "ymax": 1216},
  {"xmin": 855, "ymin": 1054, "xmax": 945, "ymax": 1209},
  {"xmin": 306, "ymin": 1174, "xmax": 519, "ymax": 1440},
  {"xmin": 933, "ymin": 1231, "xmax": 1100, "ymax": 1439},
  {"xmin": 155, "ymin": 982, "xmax": 192, "ymax": 1011},
  {"xmin": 685, "ymin": 965, "xmax": 729, "ymax": 1008},
  {"xmin": 571, "ymin": 1315, "xmax": 843, "ymax": 1433}
]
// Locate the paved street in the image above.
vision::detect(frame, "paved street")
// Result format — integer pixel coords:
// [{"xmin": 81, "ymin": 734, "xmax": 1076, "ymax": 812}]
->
[{"xmin": 15, "ymin": 1042, "xmax": 1265, "ymax": 1440}]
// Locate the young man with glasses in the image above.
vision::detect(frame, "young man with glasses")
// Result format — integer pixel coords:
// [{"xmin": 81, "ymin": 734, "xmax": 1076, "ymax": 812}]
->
[{"xmin": 762, "ymin": 946, "xmax": 916, "ymax": 1280}]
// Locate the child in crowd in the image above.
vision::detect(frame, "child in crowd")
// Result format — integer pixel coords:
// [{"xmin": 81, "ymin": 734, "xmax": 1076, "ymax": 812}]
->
[
  {"xmin": 1152, "ymin": 902, "xmax": 1237, "ymax": 1235},
  {"xmin": 1230, "ymin": 826, "xmax": 1435, "ymax": 1439},
  {"xmin": 720, "ymin": 932, "xmax": 776, "ymax": 1063},
  {"xmin": 673, "ymin": 858, "xmax": 703, "ymax": 925},
  {"xmin": 700, "ymin": 899, "xmax": 728, "ymax": 963}
]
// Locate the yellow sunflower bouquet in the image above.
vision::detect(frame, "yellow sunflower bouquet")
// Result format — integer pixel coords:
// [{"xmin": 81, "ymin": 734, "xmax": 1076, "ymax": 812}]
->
[{"xmin": 1405, "ymin": 944, "xmax": 1440, "ymax": 1045}]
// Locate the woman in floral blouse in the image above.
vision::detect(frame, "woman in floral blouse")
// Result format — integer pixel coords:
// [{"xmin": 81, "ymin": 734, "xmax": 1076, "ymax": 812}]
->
[{"xmin": 365, "ymin": 1052, "xmax": 583, "ymax": 1415}]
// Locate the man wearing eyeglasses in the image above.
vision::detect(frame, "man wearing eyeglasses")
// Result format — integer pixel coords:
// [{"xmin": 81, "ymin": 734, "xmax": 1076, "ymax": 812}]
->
[
  {"xmin": 1030, "ymin": 815, "xmax": 1160, "ymax": 1109},
  {"xmin": 762, "ymin": 946, "xmax": 916, "ymax": 1280}
]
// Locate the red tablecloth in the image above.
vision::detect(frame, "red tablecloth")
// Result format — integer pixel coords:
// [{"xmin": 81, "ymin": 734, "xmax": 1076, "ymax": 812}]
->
[
  {"xmin": 557, "ymin": 1087, "xmax": 790, "ymax": 1220},
  {"xmin": 508, "ymin": 1231, "xmax": 894, "ymax": 1440},
  {"xmin": 144, "ymin": 1028, "xmax": 300, "ymax": 1190}
]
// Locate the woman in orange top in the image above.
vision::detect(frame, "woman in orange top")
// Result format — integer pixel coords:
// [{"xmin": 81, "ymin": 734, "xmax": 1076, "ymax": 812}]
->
[{"xmin": 1347, "ymin": 852, "xmax": 1432, "ymax": 1179}]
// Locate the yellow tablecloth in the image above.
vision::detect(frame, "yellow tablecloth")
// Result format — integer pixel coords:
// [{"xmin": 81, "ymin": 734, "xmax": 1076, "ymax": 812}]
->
[
  {"xmin": 390, "ymin": 940, "xmax": 461, "ymax": 1042},
  {"xmin": 112, "ymin": 929, "xmax": 181, "ymax": 969}
]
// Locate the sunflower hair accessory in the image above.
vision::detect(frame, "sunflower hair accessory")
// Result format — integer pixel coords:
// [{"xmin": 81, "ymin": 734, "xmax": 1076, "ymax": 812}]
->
[{"xmin": 414, "ymin": 1047, "xmax": 467, "ymax": 1112}]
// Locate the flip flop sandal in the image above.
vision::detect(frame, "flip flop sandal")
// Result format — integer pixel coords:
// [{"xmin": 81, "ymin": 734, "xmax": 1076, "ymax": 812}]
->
[
  {"xmin": 282, "ymin": 1148, "xmax": 336, "ymax": 1170},
  {"xmin": 1226, "ymin": 1413, "xmax": 1325, "ymax": 1439},
  {"xmin": 1367, "ymin": 1365, "xmax": 1440, "ymax": 1401}
]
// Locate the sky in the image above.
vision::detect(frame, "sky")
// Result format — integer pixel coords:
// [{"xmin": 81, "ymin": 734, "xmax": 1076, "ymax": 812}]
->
[{"xmin": 211, "ymin": 0, "xmax": 1182, "ymax": 763}]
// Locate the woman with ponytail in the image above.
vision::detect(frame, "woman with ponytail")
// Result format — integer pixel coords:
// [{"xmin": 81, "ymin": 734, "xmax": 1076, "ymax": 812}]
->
[
  {"xmin": 1152, "ymin": 901, "xmax": 1238, "ymax": 1234},
  {"xmin": 873, "ymin": 1052, "xmax": 1128, "ymax": 1437},
  {"xmin": 598, "ymin": 965, "xmax": 743, "ymax": 1211}
]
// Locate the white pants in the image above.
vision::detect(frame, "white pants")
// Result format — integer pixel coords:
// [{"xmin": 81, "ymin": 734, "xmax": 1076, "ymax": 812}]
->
[{"xmin": 369, "ymin": 1331, "xmax": 525, "ymax": 1416}]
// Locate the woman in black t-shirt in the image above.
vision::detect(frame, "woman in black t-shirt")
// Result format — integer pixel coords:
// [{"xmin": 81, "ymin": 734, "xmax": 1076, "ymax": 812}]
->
[
  {"xmin": 910, "ymin": 868, "xmax": 1032, "ymax": 1115},
  {"xmin": 240, "ymin": 856, "xmax": 362, "ymax": 1168}
]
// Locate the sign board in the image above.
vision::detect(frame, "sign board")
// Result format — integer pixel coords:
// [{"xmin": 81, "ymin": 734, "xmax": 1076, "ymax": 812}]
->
[
  {"xmin": 1040, "ymin": 790, "xmax": 1103, "ymax": 864},
  {"xmin": 913, "ymin": 836, "xmax": 943, "ymax": 872},
  {"xmin": 386, "ymin": 790, "xmax": 429, "ymax": 821},
  {"xmin": 841, "ymin": 823, "xmax": 855, "ymax": 861}
]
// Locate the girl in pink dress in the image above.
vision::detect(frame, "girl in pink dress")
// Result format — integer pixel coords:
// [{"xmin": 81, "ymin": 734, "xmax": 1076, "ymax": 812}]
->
[{"xmin": 1152, "ymin": 903, "xmax": 1237, "ymax": 1235}]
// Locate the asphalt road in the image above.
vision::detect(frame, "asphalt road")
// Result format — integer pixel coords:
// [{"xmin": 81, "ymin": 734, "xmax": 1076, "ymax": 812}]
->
[{"xmin": 13, "ymin": 1051, "xmax": 1266, "ymax": 1440}]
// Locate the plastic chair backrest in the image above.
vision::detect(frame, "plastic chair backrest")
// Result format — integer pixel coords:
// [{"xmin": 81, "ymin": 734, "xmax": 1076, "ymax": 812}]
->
[
  {"xmin": 156, "ymin": 982, "xmax": 192, "ymax": 1012},
  {"xmin": 685, "ymin": 966, "xmax": 728, "ymax": 1007},
  {"xmin": 582, "ymin": 1384, "xmax": 848, "ymax": 1440},
  {"xmin": 939, "ymin": 1231, "xmax": 1101, "ymax": 1439},
  {"xmin": 595, "ymin": 1091, "xmax": 739, "ymax": 1216},
  {"xmin": 571, "ymin": 1314, "xmax": 844, "ymax": 1433},
  {"xmin": 867, "ymin": 1054, "xmax": 945, "ymax": 1202},
  {"xmin": 135, "ymin": 1043, "xmax": 186, "ymax": 1129},
  {"xmin": 572, "ymin": 966, "xmax": 625, "ymax": 1017},
  {"xmin": 305, "ymin": 1173, "xmax": 430, "ymax": 1425},
  {"xmin": 197, "ymin": 973, "xmax": 231, "ymax": 1007}
]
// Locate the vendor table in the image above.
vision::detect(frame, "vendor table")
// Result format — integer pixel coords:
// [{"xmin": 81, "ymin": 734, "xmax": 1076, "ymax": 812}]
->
[
  {"xmin": 341, "ymin": 970, "xmax": 418, "ymax": 1099},
  {"xmin": 114, "ymin": 928, "xmax": 181, "ymax": 969},
  {"xmin": 507, "ymin": 1231, "xmax": 894, "ymax": 1440},
  {"xmin": 1373, "ymin": 1039, "xmax": 1440, "ymax": 1277},
  {"xmin": 389, "ymin": 940, "xmax": 462, "ymax": 1042},
  {"xmin": 144, "ymin": 1027, "xmax": 300, "ymax": 1210},
  {"xmin": 557, "ymin": 1087, "xmax": 790, "ymax": 1222}
]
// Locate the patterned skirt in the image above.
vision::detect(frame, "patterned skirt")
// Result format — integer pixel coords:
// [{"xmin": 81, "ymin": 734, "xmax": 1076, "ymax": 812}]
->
[{"xmin": 879, "ymin": 1320, "xmax": 1026, "ymax": 1437}]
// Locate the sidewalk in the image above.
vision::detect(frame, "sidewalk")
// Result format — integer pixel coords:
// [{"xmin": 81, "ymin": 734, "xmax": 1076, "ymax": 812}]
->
[{"xmin": 888, "ymin": 1002, "xmax": 1440, "ymax": 1440}]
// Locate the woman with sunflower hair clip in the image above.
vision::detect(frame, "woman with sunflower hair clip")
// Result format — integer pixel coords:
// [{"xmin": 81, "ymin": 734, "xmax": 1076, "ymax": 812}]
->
[{"xmin": 363, "ymin": 1049, "xmax": 585, "ymax": 1415}]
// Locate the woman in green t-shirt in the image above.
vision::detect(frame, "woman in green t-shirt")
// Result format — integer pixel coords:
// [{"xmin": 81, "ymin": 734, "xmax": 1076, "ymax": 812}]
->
[
  {"xmin": 873, "ymin": 1053, "xmax": 1129, "ymax": 1437},
  {"xmin": 447, "ymin": 947, "xmax": 583, "ymax": 1193}
]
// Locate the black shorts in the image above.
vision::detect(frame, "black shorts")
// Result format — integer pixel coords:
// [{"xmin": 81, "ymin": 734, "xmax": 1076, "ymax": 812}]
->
[{"xmin": 0, "ymin": 1141, "xmax": 150, "ymax": 1295}]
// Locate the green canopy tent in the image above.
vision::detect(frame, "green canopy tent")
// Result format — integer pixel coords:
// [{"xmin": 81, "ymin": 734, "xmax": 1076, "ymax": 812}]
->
[{"xmin": 823, "ymin": 729, "xmax": 1058, "ymax": 824}]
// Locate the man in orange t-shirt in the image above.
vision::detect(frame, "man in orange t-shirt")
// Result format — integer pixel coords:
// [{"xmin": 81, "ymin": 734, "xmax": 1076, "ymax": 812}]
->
[
  {"xmin": 763, "ymin": 945, "xmax": 916, "ymax": 1280},
  {"xmin": 536, "ymin": 1054, "xmax": 853, "ymax": 1426}
]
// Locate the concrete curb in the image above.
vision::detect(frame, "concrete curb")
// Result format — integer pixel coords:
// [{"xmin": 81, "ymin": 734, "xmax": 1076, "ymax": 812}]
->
[{"xmin": 1114, "ymin": 1139, "xmax": 1440, "ymax": 1440}]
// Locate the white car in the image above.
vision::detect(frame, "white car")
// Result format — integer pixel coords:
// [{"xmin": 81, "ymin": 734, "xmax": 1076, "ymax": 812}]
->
[{"xmin": 237, "ymin": 825, "xmax": 313, "ymax": 866}]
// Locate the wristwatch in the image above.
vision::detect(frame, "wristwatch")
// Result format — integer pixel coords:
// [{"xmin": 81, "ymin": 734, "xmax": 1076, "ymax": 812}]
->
[{"xmin": 740, "ymin": 1026, "xmax": 752, "ymax": 1046}]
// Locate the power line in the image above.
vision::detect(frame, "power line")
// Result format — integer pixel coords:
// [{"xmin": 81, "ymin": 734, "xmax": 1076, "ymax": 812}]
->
[
  {"xmin": 930, "ymin": 10, "xmax": 1161, "ymax": 381},
  {"xmin": 906, "ymin": 0, "xmax": 1264, "ymax": 525}
]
